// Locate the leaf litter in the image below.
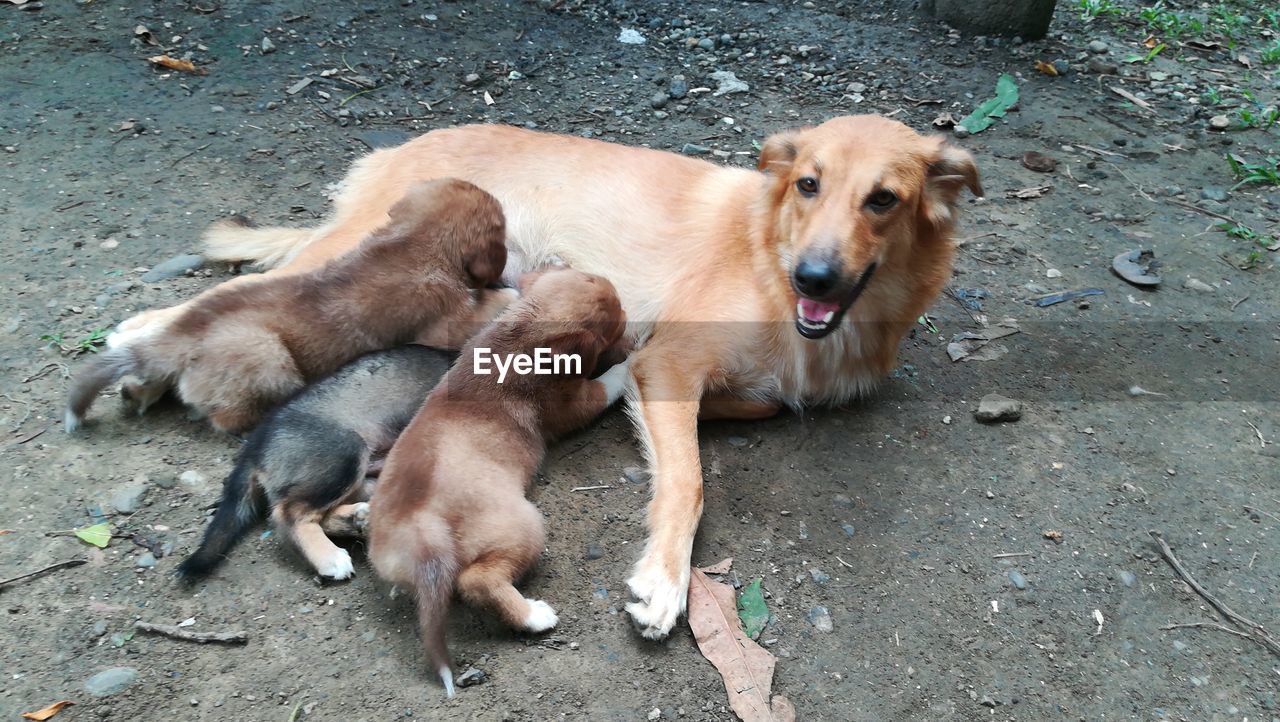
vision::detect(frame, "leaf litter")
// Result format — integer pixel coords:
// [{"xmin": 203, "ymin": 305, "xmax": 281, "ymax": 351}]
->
[
  {"xmin": 737, "ymin": 578, "xmax": 769, "ymax": 640},
  {"xmin": 688, "ymin": 561, "xmax": 794, "ymax": 722},
  {"xmin": 957, "ymin": 74, "xmax": 1018, "ymax": 134}
]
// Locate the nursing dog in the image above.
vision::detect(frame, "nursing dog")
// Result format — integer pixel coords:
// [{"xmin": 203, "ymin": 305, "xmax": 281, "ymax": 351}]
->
[
  {"xmin": 176, "ymin": 346, "xmax": 454, "ymax": 582},
  {"xmin": 66, "ymin": 178, "xmax": 509, "ymax": 434},
  {"xmin": 110, "ymin": 116, "xmax": 981, "ymax": 639},
  {"xmin": 368, "ymin": 269, "xmax": 630, "ymax": 696}
]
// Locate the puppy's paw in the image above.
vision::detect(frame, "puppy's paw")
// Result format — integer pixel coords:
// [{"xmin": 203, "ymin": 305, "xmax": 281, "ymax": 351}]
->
[
  {"xmin": 120, "ymin": 376, "xmax": 166, "ymax": 416},
  {"xmin": 314, "ymin": 547, "xmax": 355, "ymax": 581},
  {"xmin": 350, "ymin": 501, "xmax": 370, "ymax": 534},
  {"xmin": 625, "ymin": 558, "xmax": 688, "ymax": 640},
  {"xmin": 522, "ymin": 599, "xmax": 559, "ymax": 633}
]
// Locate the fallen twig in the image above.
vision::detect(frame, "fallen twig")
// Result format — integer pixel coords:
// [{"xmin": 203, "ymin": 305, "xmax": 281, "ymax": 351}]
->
[
  {"xmin": 0, "ymin": 559, "xmax": 86, "ymax": 591},
  {"xmin": 133, "ymin": 621, "xmax": 248, "ymax": 644},
  {"xmin": 1230, "ymin": 295, "xmax": 1250, "ymax": 311},
  {"xmin": 170, "ymin": 142, "xmax": 212, "ymax": 168},
  {"xmin": 1245, "ymin": 421, "xmax": 1269, "ymax": 448},
  {"xmin": 992, "ymin": 552, "xmax": 1032, "ymax": 559},
  {"xmin": 1245, "ymin": 505, "xmax": 1280, "ymax": 523},
  {"xmin": 1161, "ymin": 621, "xmax": 1252, "ymax": 640},
  {"xmin": 22, "ymin": 362, "xmax": 68, "ymax": 384},
  {"xmin": 1109, "ymin": 85, "xmax": 1154, "ymax": 113},
  {"xmin": 14, "ymin": 426, "xmax": 49, "ymax": 445},
  {"xmin": 1166, "ymin": 198, "xmax": 1239, "ymax": 226},
  {"xmin": 835, "ymin": 556, "xmax": 854, "ymax": 569},
  {"xmin": 1149, "ymin": 530, "xmax": 1280, "ymax": 658},
  {"xmin": 1074, "ymin": 143, "xmax": 1128, "ymax": 159},
  {"xmin": 569, "ymin": 484, "xmax": 611, "ymax": 492}
]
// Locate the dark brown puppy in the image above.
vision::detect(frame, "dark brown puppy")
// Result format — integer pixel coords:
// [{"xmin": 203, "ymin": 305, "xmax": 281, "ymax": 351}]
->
[
  {"xmin": 368, "ymin": 268, "xmax": 631, "ymax": 697},
  {"xmin": 65, "ymin": 178, "xmax": 510, "ymax": 434}
]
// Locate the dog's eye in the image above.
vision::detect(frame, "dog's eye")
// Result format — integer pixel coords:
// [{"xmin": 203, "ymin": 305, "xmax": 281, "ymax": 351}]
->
[
  {"xmin": 795, "ymin": 177, "xmax": 819, "ymax": 196},
  {"xmin": 866, "ymin": 189, "xmax": 898, "ymax": 211}
]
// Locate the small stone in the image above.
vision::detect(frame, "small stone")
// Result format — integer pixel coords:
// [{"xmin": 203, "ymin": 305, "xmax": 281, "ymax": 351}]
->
[
  {"xmin": 1085, "ymin": 57, "xmax": 1118, "ymax": 75},
  {"xmin": 668, "ymin": 76, "xmax": 688, "ymax": 99},
  {"xmin": 92, "ymin": 621, "xmax": 108, "ymax": 637},
  {"xmin": 726, "ymin": 436, "xmax": 749, "ymax": 448},
  {"xmin": 1046, "ymin": 268, "xmax": 1062, "ymax": 278},
  {"xmin": 1182, "ymin": 278, "xmax": 1215, "ymax": 293},
  {"xmin": 808, "ymin": 568, "xmax": 830, "ymax": 584},
  {"xmin": 1052, "ymin": 59, "xmax": 1071, "ymax": 75},
  {"xmin": 1209, "ymin": 115, "xmax": 1231, "ymax": 131},
  {"xmin": 109, "ymin": 483, "xmax": 148, "ymax": 514},
  {"xmin": 974, "ymin": 393, "xmax": 1023, "ymax": 423},
  {"xmin": 840, "ymin": 523, "xmax": 855, "ymax": 537},
  {"xmin": 681, "ymin": 143, "xmax": 711, "ymax": 156},
  {"xmin": 1199, "ymin": 187, "xmax": 1230, "ymax": 202},
  {"xmin": 99, "ymin": 238, "xmax": 119, "ymax": 250},
  {"xmin": 260, "ymin": 37, "xmax": 275, "ymax": 54},
  {"xmin": 650, "ymin": 92, "xmax": 669, "ymax": 109},
  {"xmin": 952, "ymin": 125, "xmax": 971, "ymax": 139},
  {"xmin": 210, "ymin": 104, "xmax": 225, "ymax": 113},
  {"xmin": 697, "ymin": 37, "xmax": 714, "ymax": 51},
  {"xmin": 179, "ymin": 470, "xmax": 208, "ymax": 488},
  {"xmin": 648, "ymin": 708, "xmax": 662, "ymax": 721},
  {"xmin": 1008, "ymin": 570, "xmax": 1028, "ymax": 590},
  {"xmin": 456, "ymin": 667, "xmax": 486, "ymax": 688},
  {"xmin": 462, "ymin": 72, "xmax": 481, "ymax": 86},
  {"xmin": 709, "ymin": 70, "xmax": 749, "ymax": 97},
  {"xmin": 622, "ymin": 466, "xmax": 650, "ymax": 484},
  {"xmin": 846, "ymin": 81, "xmax": 867, "ymax": 93},
  {"xmin": 807, "ymin": 606, "xmax": 833, "ymax": 632},
  {"xmin": 85, "ymin": 667, "xmax": 140, "ymax": 696},
  {"xmin": 1172, "ymin": 640, "xmax": 1189, "ymax": 651},
  {"xmin": 585, "ymin": 543, "xmax": 604, "ymax": 560},
  {"xmin": 135, "ymin": 552, "xmax": 157, "ymax": 569},
  {"xmin": 1118, "ymin": 570, "xmax": 1137, "ymax": 587},
  {"xmin": 617, "ymin": 27, "xmax": 645, "ymax": 45},
  {"xmin": 832, "ymin": 494, "xmax": 855, "ymax": 510},
  {"xmin": 141, "ymin": 253, "xmax": 204, "ymax": 282},
  {"xmin": 1087, "ymin": 40, "xmax": 1109, "ymax": 54},
  {"xmin": 979, "ymin": 694, "xmax": 998, "ymax": 708},
  {"xmin": 153, "ymin": 476, "xmax": 177, "ymax": 490}
]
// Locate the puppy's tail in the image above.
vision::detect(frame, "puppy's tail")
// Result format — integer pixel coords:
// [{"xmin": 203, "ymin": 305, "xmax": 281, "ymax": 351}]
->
[
  {"xmin": 415, "ymin": 551, "xmax": 460, "ymax": 697},
  {"xmin": 64, "ymin": 347, "xmax": 137, "ymax": 432},
  {"xmin": 175, "ymin": 459, "xmax": 262, "ymax": 580},
  {"xmin": 202, "ymin": 215, "xmax": 315, "ymax": 269}
]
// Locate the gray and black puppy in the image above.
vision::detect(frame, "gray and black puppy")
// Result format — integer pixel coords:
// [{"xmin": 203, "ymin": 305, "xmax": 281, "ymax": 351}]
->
[{"xmin": 177, "ymin": 346, "xmax": 454, "ymax": 581}]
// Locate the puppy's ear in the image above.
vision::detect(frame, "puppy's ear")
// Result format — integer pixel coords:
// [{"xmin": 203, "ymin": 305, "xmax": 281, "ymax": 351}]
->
[
  {"xmin": 921, "ymin": 141, "xmax": 982, "ymax": 228},
  {"xmin": 757, "ymin": 128, "xmax": 806, "ymax": 174},
  {"xmin": 464, "ymin": 241, "xmax": 507, "ymax": 288},
  {"xmin": 547, "ymin": 329, "xmax": 603, "ymax": 379}
]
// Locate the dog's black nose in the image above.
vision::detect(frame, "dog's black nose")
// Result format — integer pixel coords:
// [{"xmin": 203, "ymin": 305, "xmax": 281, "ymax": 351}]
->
[{"xmin": 793, "ymin": 255, "xmax": 841, "ymax": 298}]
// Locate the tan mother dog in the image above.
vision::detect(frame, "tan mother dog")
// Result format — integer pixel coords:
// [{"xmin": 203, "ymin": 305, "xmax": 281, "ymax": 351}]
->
[{"xmin": 112, "ymin": 116, "xmax": 981, "ymax": 639}]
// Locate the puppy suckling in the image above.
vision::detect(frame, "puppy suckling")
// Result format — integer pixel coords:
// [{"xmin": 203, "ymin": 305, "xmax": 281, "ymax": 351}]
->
[
  {"xmin": 65, "ymin": 178, "xmax": 510, "ymax": 434},
  {"xmin": 176, "ymin": 346, "xmax": 455, "ymax": 582},
  {"xmin": 368, "ymin": 268, "xmax": 631, "ymax": 697}
]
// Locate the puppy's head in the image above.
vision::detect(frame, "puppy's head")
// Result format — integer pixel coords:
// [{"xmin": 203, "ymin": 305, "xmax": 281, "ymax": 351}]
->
[
  {"xmin": 518, "ymin": 269, "xmax": 627, "ymax": 375},
  {"xmin": 388, "ymin": 178, "xmax": 508, "ymax": 287},
  {"xmin": 758, "ymin": 116, "xmax": 982, "ymax": 339}
]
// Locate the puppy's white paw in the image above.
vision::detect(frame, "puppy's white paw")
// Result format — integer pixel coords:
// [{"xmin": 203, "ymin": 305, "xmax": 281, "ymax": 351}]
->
[
  {"xmin": 625, "ymin": 558, "xmax": 688, "ymax": 640},
  {"xmin": 315, "ymin": 547, "xmax": 355, "ymax": 580},
  {"xmin": 522, "ymin": 598, "xmax": 559, "ymax": 633},
  {"xmin": 597, "ymin": 359, "xmax": 632, "ymax": 406},
  {"xmin": 350, "ymin": 501, "xmax": 370, "ymax": 533}
]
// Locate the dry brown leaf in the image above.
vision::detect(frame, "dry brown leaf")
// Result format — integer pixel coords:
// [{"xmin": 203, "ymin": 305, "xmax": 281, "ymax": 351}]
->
[
  {"xmin": 134, "ymin": 24, "xmax": 158, "ymax": 46},
  {"xmin": 1006, "ymin": 185, "xmax": 1051, "ymax": 200},
  {"xmin": 932, "ymin": 112, "xmax": 956, "ymax": 129},
  {"xmin": 22, "ymin": 701, "xmax": 73, "ymax": 721},
  {"xmin": 1043, "ymin": 529, "xmax": 1063, "ymax": 541},
  {"xmin": 1142, "ymin": 35, "xmax": 1159, "ymax": 49},
  {"xmin": 699, "ymin": 558, "xmax": 733, "ymax": 575},
  {"xmin": 147, "ymin": 55, "xmax": 207, "ymax": 75},
  {"xmin": 1033, "ymin": 59, "xmax": 1058, "ymax": 77},
  {"xmin": 687, "ymin": 567, "xmax": 793, "ymax": 722}
]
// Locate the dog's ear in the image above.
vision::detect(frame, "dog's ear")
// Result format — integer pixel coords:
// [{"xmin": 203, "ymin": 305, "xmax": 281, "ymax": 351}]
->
[
  {"xmin": 463, "ymin": 240, "xmax": 507, "ymax": 288},
  {"xmin": 921, "ymin": 141, "xmax": 982, "ymax": 228},
  {"xmin": 757, "ymin": 129, "xmax": 806, "ymax": 174},
  {"xmin": 547, "ymin": 329, "xmax": 603, "ymax": 379}
]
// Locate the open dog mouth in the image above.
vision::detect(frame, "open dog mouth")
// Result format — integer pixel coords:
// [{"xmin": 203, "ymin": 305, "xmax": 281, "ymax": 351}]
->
[{"xmin": 793, "ymin": 263, "xmax": 877, "ymax": 340}]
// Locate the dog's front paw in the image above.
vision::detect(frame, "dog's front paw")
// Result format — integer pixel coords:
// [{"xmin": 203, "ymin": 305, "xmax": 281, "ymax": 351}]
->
[
  {"xmin": 625, "ymin": 558, "xmax": 688, "ymax": 640},
  {"xmin": 350, "ymin": 501, "xmax": 370, "ymax": 534},
  {"xmin": 522, "ymin": 599, "xmax": 559, "ymax": 633},
  {"xmin": 314, "ymin": 547, "xmax": 355, "ymax": 581}
]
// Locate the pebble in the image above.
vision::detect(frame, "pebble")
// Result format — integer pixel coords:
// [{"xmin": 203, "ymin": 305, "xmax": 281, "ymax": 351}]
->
[
  {"xmin": 974, "ymin": 393, "xmax": 1023, "ymax": 423},
  {"xmin": 617, "ymin": 28, "xmax": 645, "ymax": 45},
  {"xmin": 260, "ymin": 37, "xmax": 275, "ymax": 54},
  {"xmin": 1199, "ymin": 187, "xmax": 1230, "ymax": 202},
  {"xmin": 1046, "ymin": 268, "xmax": 1062, "ymax": 278},
  {"xmin": 456, "ymin": 667, "xmax": 487, "ymax": 688},
  {"xmin": 1087, "ymin": 40, "xmax": 1109, "ymax": 54},
  {"xmin": 648, "ymin": 708, "xmax": 662, "ymax": 721},
  {"xmin": 585, "ymin": 543, "xmax": 604, "ymax": 560},
  {"xmin": 952, "ymin": 125, "xmax": 971, "ymax": 139},
  {"xmin": 109, "ymin": 483, "xmax": 148, "ymax": 514},
  {"xmin": 709, "ymin": 70, "xmax": 749, "ymax": 97},
  {"xmin": 1118, "ymin": 570, "xmax": 1137, "ymax": 587},
  {"xmin": 1053, "ymin": 59, "xmax": 1071, "ymax": 75},
  {"xmin": 179, "ymin": 470, "xmax": 208, "ymax": 488},
  {"xmin": 726, "ymin": 436, "xmax": 749, "ymax": 448},
  {"xmin": 1209, "ymin": 114, "xmax": 1231, "ymax": 131},
  {"xmin": 622, "ymin": 466, "xmax": 650, "ymax": 484},
  {"xmin": 681, "ymin": 143, "xmax": 711, "ymax": 156},
  {"xmin": 85, "ymin": 667, "xmax": 140, "ymax": 696},
  {"xmin": 1182, "ymin": 278, "xmax": 1216, "ymax": 293},
  {"xmin": 668, "ymin": 76, "xmax": 688, "ymax": 99},
  {"xmin": 135, "ymin": 552, "xmax": 157, "ymax": 569},
  {"xmin": 806, "ymin": 606, "xmax": 833, "ymax": 632},
  {"xmin": 462, "ymin": 72, "xmax": 481, "ymax": 86},
  {"xmin": 832, "ymin": 494, "xmax": 854, "ymax": 510},
  {"xmin": 1172, "ymin": 640, "xmax": 1189, "ymax": 651},
  {"xmin": 840, "ymin": 523, "xmax": 855, "ymax": 537},
  {"xmin": 846, "ymin": 82, "xmax": 867, "ymax": 93},
  {"xmin": 99, "ymin": 238, "xmax": 119, "ymax": 250},
  {"xmin": 697, "ymin": 37, "xmax": 714, "ymax": 51},
  {"xmin": 92, "ymin": 620, "xmax": 108, "ymax": 637},
  {"xmin": 1008, "ymin": 570, "xmax": 1028, "ymax": 590},
  {"xmin": 141, "ymin": 253, "xmax": 204, "ymax": 282},
  {"xmin": 808, "ymin": 568, "xmax": 830, "ymax": 584},
  {"xmin": 650, "ymin": 92, "xmax": 669, "ymax": 109}
]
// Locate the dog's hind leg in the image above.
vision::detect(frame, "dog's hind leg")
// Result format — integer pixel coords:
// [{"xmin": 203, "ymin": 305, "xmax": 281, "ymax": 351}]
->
[
  {"xmin": 279, "ymin": 505, "xmax": 356, "ymax": 581},
  {"xmin": 455, "ymin": 502, "xmax": 553, "ymax": 632},
  {"xmin": 269, "ymin": 431, "xmax": 369, "ymax": 579},
  {"xmin": 119, "ymin": 375, "xmax": 169, "ymax": 416}
]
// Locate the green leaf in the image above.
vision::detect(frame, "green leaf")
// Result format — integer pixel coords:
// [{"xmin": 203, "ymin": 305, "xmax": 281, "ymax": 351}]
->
[
  {"xmin": 74, "ymin": 522, "xmax": 112, "ymax": 548},
  {"xmin": 737, "ymin": 578, "xmax": 769, "ymax": 639},
  {"xmin": 957, "ymin": 74, "xmax": 1019, "ymax": 134}
]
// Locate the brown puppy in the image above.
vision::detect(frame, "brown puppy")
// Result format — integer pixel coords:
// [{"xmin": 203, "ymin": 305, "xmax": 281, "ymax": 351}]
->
[
  {"xmin": 65, "ymin": 178, "xmax": 510, "ymax": 434},
  {"xmin": 368, "ymin": 268, "xmax": 630, "ymax": 697}
]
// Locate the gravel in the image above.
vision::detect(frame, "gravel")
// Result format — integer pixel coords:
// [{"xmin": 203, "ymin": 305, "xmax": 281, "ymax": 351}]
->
[
  {"xmin": 807, "ymin": 606, "xmax": 833, "ymax": 632},
  {"xmin": 85, "ymin": 667, "xmax": 140, "ymax": 696}
]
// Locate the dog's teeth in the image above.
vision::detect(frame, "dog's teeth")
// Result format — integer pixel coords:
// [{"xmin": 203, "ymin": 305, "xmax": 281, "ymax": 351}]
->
[
  {"xmin": 796, "ymin": 302, "xmax": 805, "ymax": 317},
  {"xmin": 822, "ymin": 310, "xmax": 835, "ymax": 324}
]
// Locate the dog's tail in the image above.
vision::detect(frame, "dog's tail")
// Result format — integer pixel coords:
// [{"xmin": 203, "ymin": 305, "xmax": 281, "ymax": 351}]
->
[
  {"xmin": 64, "ymin": 347, "xmax": 137, "ymax": 432},
  {"xmin": 415, "ymin": 547, "xmax": 460, "ymax": 697},
  {"xmin": 202, "ymin": 215, "xmax": 315, "ymax": 269},
  {"xmin": 175, "ymin": 458, "xmax": 263, "ymax": 580}
]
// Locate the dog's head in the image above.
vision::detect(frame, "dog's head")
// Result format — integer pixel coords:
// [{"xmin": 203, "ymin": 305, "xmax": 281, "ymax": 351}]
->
[
  {"xmin": 389, "ymin": 178, "xmax": 508, "ymax": 288},
  {"xmin": 517, "ymin": 268, "xmax": 628, "ymax": 375},
  {"xmin": 758, "ymin": 116, "xmax": 982, "ymax": 339}
]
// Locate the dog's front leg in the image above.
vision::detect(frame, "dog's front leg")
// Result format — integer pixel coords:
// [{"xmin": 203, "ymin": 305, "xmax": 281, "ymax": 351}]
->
[{"xmin": 624, "ymin": 350, "xmax": 706, "ymax": 640}]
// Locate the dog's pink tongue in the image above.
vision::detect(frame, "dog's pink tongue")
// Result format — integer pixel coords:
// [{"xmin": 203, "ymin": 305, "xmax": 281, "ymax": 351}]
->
[{"xmin": 798, "ymin": 298, "xmax": 840, "ymax": 322}]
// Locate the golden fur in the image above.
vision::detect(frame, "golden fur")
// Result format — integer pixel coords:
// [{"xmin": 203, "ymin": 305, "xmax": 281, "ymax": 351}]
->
[
  {"xmin": 110, "ymin": 116, "xmax": 981, "ymax": 638},
  {"xmin": 368, "ymin": 269, "xmax": 630, "ymax": 696}
]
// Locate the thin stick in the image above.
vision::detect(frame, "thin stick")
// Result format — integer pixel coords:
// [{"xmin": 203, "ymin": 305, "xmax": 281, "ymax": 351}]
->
[
  {"xmin": 1166, "ymin": 198, "xmax": 1239, "ymax": 226},
  {"xmin": 1161, "ymin": 621, "xmax": 1252, "ymax": 639},
  {"xmin": 170, "ymin": 142, "xmax": 212, "ymax": 168},
  {"xmin": 1245, "ymin": 505, "xmax": 1280, "ymax": 523},
  {"xmin": 569, "ymin": 484, "xmax": 611, "ymax": 492},
  {"xmin": 1245, "ymin": 421, "xmax": 1269, "ymax": 448},
  {"xmin": 835, "ymin": 556, "xmax": 854, "ymax": 569},
  {"xmin": 1074, "ymin": 143, "xmax": 1128, "ymax": 159},
  {"xmin": 0, "ymin": 559, "xmax": 86, "ymax": 590},
  {"xmin": 1231, "ymin": 295, "xmax": 1250, "ymax": 311},
  {"xmin": 1109, "ymin": 85, "xmax": 1154, "ymax": 112},
  {"xmin": 133, "ymin": 621, "xmax": 248, "ymax": 644},
  {"xmin": 992, "ymin": 552, "xmax": 1032, "ymax": 559},
  {"xmin": 15, "ymin": 426, "xmax": 49, "ymax": 445},
  {"xmin": 1149, "ymin": 530, "xmax": 1280, "ymax": 658},
  {"xmin": 22, "ymin": 362, "xmax": 68, "ymax": 383}
]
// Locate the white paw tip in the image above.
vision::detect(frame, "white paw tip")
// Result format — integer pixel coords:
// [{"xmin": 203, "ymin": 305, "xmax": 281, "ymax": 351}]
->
[
  {"xmin": 316, "ymin": 548, "xmax": 355, "ymax": 580},
  {"xmin": 523, "ymin": 599, "xmax": 559, "ymax": 632},
  {"xmin": 64, "ymin": 409, "xmax": 82, "ymax": 433},
  {"xmin": 440, "ymin": 667, "xmax": 456, "ymax": 698}
]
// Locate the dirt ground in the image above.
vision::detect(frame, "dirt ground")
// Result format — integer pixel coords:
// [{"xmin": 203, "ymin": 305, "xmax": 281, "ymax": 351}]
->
[{"xmin": 2, "ymin": 0, "xmax": 1279, "ymax": 720}]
